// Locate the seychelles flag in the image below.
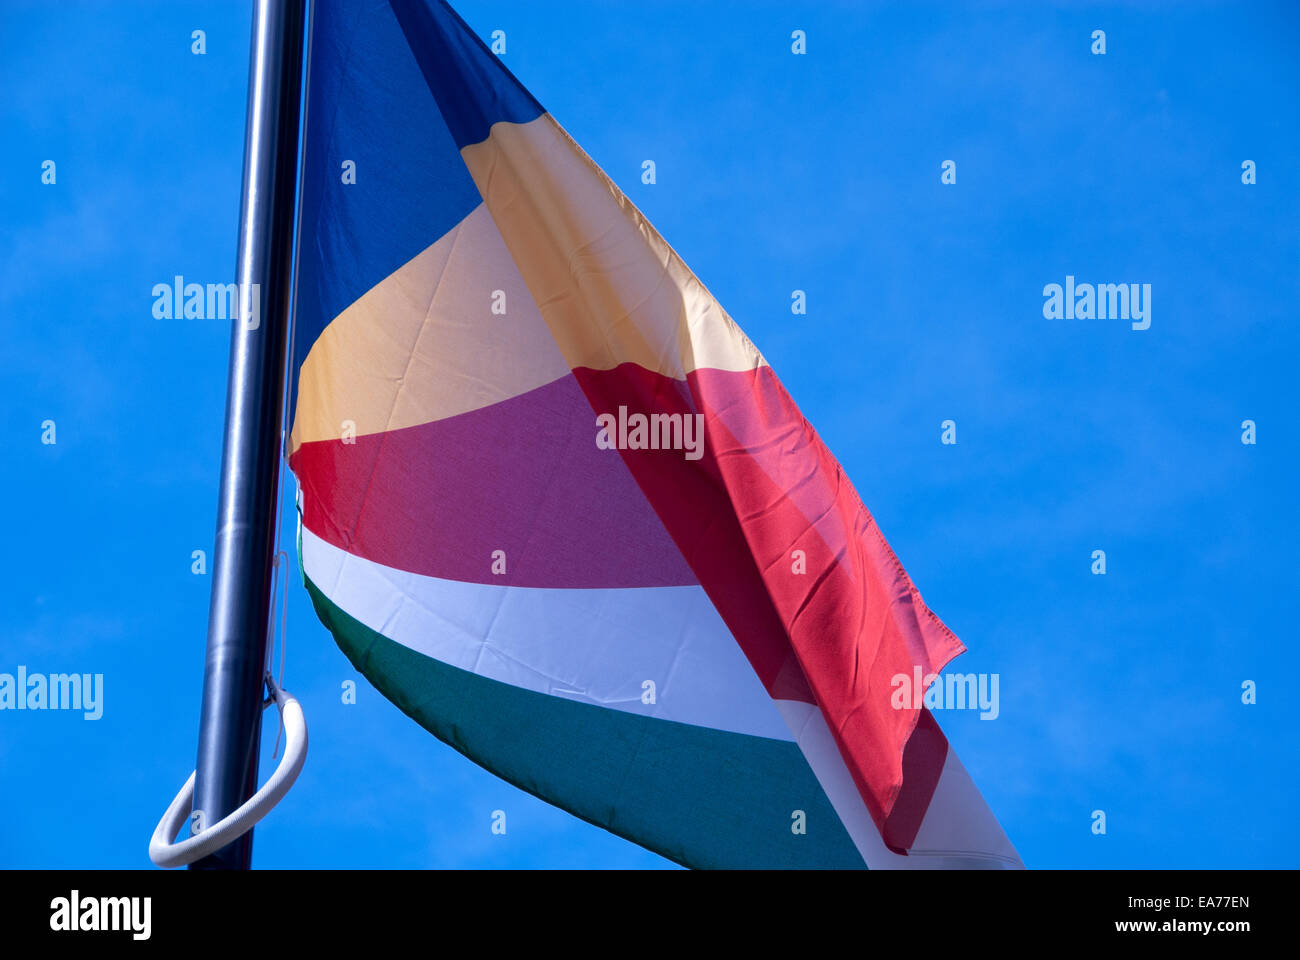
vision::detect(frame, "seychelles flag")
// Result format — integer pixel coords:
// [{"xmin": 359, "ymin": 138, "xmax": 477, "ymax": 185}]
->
[{"xmin": 289, "ymin": 0, "xmax": 1021, "ymax": 869}]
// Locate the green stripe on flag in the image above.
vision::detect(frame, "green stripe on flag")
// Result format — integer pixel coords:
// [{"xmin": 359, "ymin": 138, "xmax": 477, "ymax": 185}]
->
[{"xmin": 304, "ymin": 575, "xmax": 865, "ymax": 869}]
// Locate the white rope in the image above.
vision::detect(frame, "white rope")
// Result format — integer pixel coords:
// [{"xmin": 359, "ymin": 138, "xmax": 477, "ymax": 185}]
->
[
  {"xmin": 148, "ymin": 674, "xmax": 308, "ymax": 868},
  {"xmin": 267, "ymin": 548, "xmax": 290, "ymax": 758}
]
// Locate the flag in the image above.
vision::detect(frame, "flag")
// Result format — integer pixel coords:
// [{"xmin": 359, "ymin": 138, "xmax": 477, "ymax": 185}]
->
[{"xmin": 289, "ymin": 0, "xmax": 1021, "ymax": 868}]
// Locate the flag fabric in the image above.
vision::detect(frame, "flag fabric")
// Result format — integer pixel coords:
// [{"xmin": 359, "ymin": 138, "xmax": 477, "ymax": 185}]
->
[{"xmin": 289, "ymin": 0, "xmax": 1021, "ymax": 868}]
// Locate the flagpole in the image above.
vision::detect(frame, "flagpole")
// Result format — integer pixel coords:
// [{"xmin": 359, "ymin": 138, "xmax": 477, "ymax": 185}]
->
[{"xmin": 190, "ymin": 0, "xmax": 306, "ymax": 870}]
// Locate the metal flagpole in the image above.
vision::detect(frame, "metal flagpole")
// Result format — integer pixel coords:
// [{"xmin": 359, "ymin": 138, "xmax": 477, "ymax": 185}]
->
[{"xmin": 191, "ymin": 0, "xmax": 306, "ymax": 870}]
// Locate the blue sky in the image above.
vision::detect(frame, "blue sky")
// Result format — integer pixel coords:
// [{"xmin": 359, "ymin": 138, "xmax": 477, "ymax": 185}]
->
[{"xmin": 1, "ymin": 0, "xmax": 1296, "ymax": 868}]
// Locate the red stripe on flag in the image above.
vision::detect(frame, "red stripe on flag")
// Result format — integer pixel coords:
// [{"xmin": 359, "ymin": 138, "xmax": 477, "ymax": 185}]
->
[
  {"xmin": 572, "ymin": 362, "xmax": 962, "ymax": 851},
  {"xmin": 289, "ymin": 373, "xmax": 697, "ymax": 589}
]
